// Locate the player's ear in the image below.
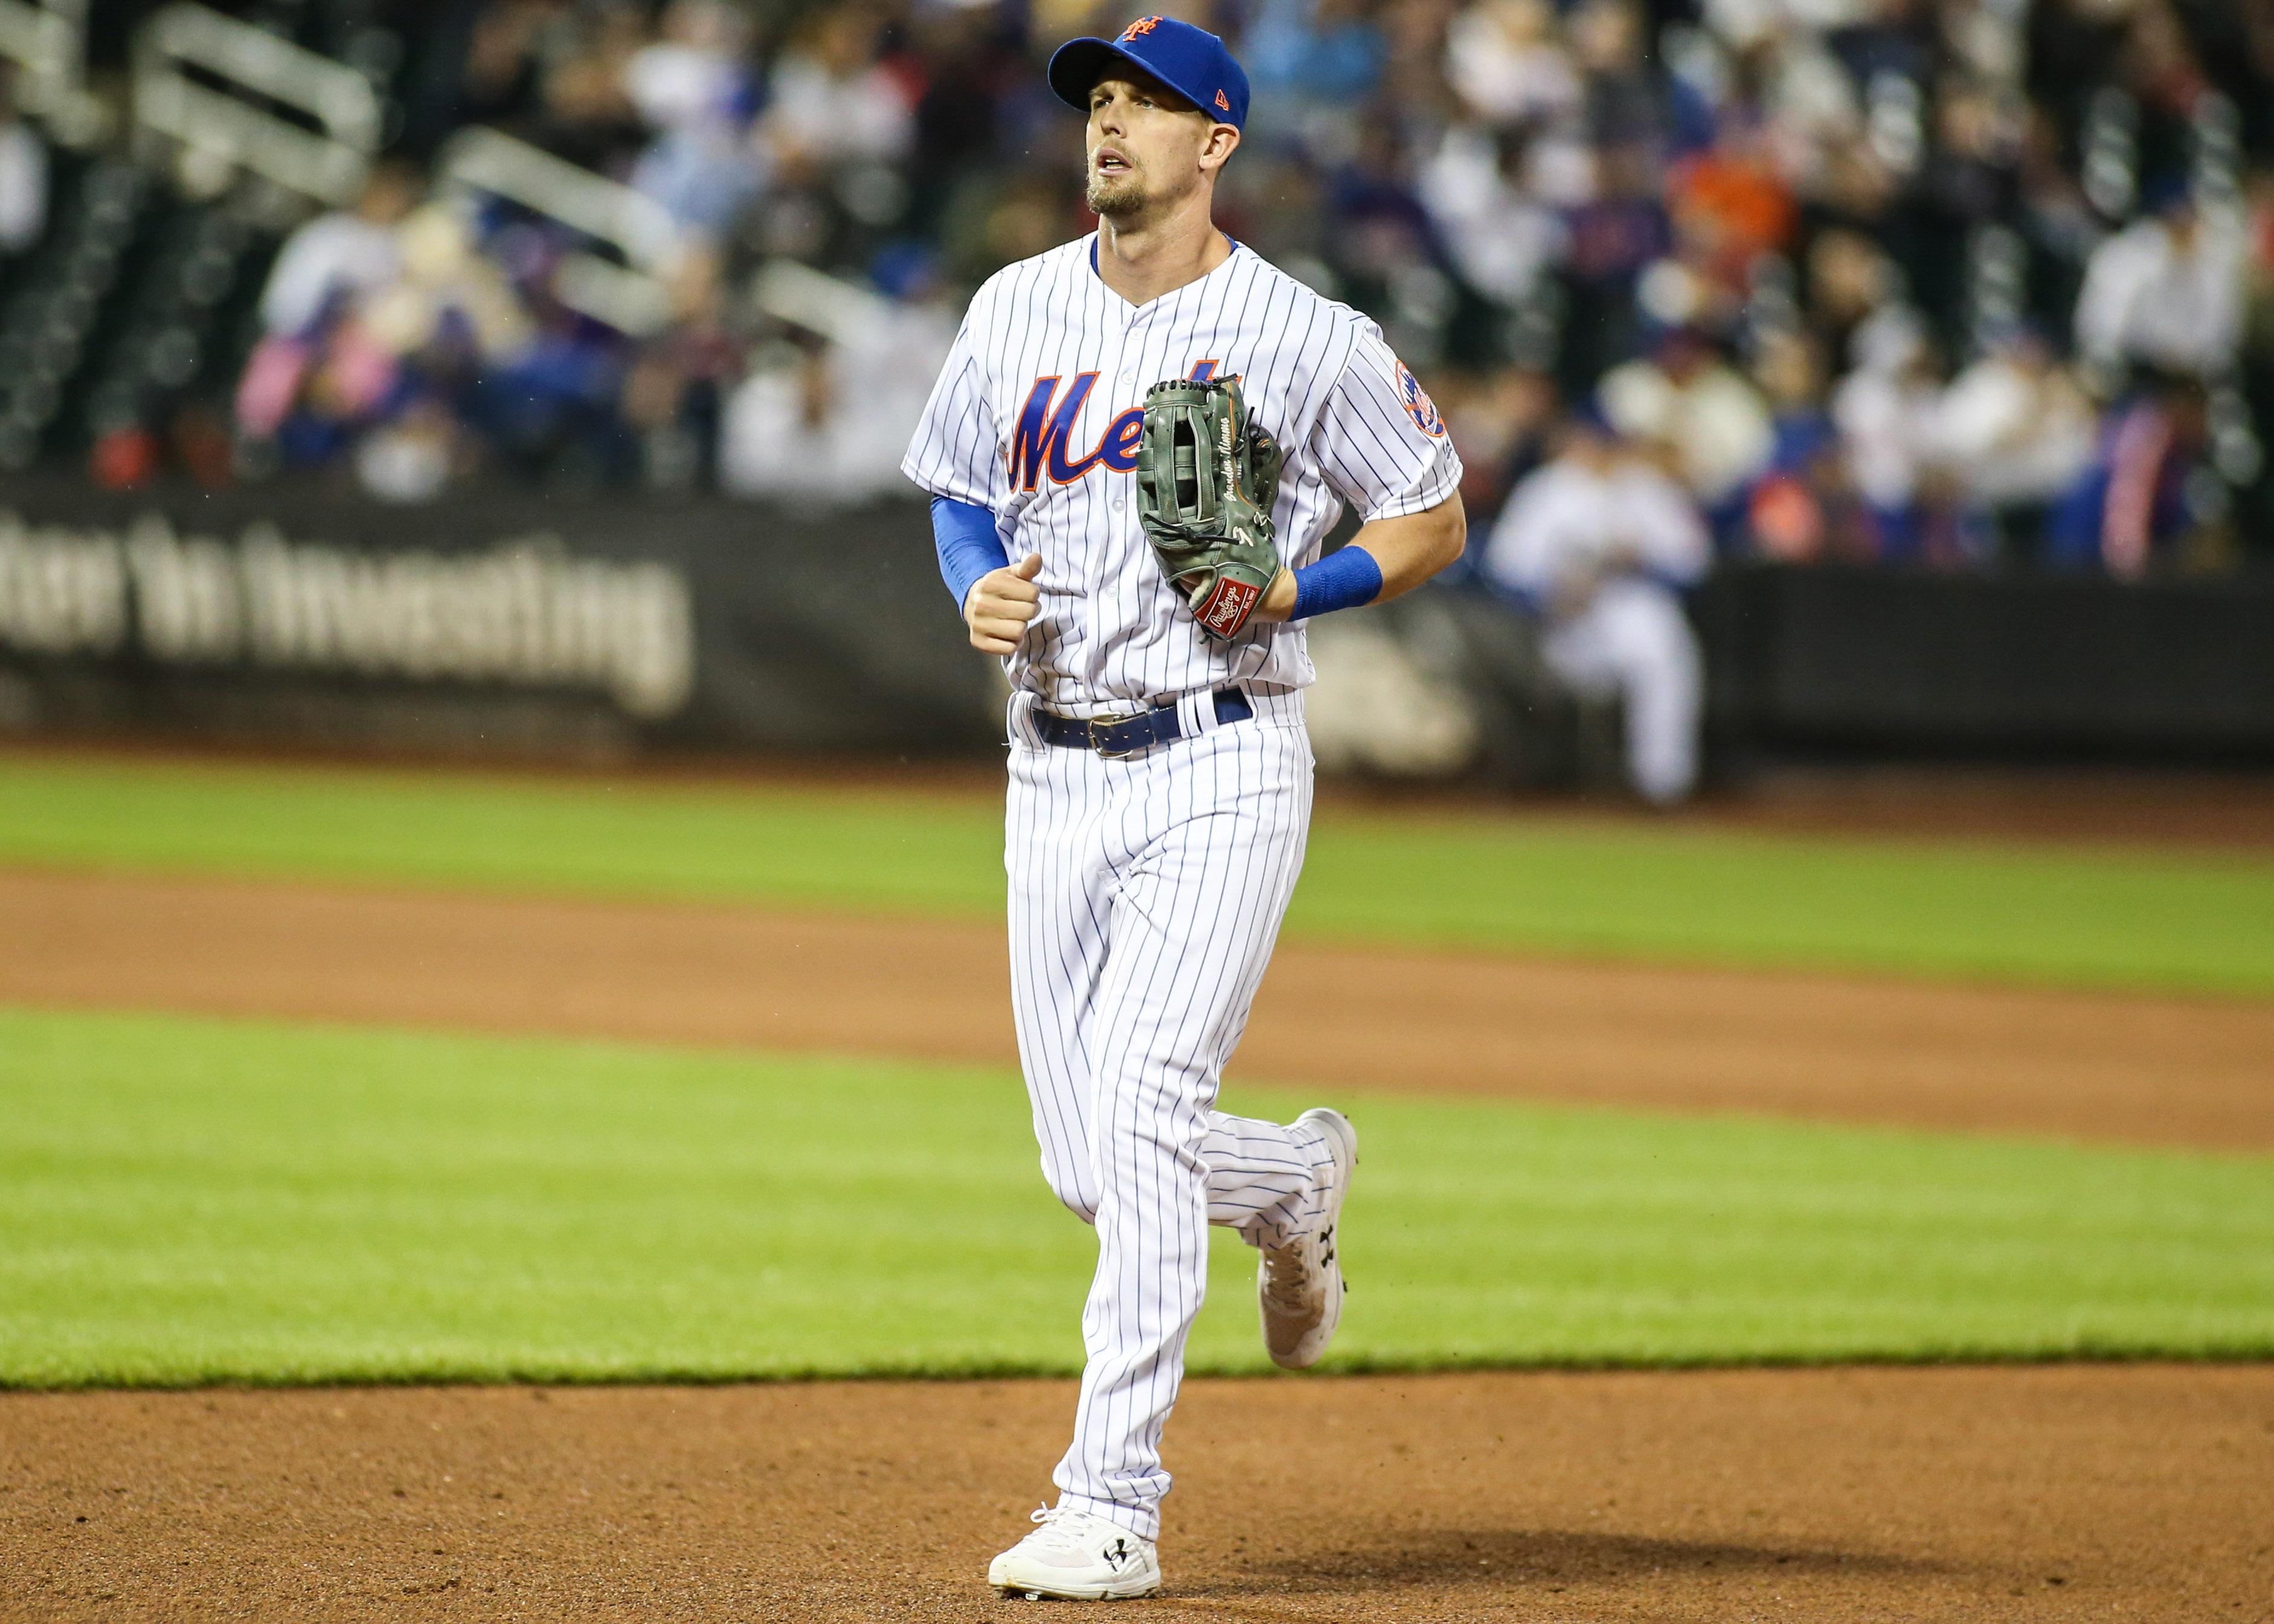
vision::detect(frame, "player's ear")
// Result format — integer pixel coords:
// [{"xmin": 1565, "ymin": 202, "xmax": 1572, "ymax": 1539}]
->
[{"xmin": 1199, "ymin": 121, "xmax": 1240, "ymax": 176}]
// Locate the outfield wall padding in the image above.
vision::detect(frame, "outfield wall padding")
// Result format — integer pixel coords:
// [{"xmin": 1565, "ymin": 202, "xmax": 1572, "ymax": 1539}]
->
[
  {"xmin": 0, "ymin": 485, "xmax": 1002, "ymax": 759},
  {"xmin": 1696, "ymin": 565, "xmax": 2274, "ymax": 759},
  {"xmin": 2, "ymin": 484, "xmax": 2270, "ymax": 769}
]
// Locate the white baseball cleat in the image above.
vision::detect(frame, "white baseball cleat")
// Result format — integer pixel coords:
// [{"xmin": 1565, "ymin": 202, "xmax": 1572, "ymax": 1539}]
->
[
  {"xmin": 1259, "ymin": 1106, "xmax": 1357, "ymax": 1370},
  {"xmin": 987, "ymin": 1504, "xmax": 1161, "ymax": 1600}
]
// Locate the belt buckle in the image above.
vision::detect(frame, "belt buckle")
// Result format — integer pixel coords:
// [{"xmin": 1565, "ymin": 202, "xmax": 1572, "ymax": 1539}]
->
[{"xmin": 1085, "ymin": 710, "xmax": 1145, "ymax": 759}]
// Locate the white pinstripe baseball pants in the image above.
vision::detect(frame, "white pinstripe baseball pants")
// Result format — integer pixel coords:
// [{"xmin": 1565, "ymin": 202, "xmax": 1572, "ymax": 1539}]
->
[{"xmin": 1005, "ymin": 687, "xmax": 1337, "ymax": 1541}]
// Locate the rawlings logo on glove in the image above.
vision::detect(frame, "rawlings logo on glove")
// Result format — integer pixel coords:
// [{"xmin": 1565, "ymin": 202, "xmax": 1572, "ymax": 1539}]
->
[{"xmin": 1134, "ymin": 377, "xmax": 1283, "ymax": 641}]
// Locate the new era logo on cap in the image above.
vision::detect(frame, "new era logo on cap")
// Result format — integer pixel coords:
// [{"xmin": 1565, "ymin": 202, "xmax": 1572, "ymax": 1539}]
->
[{"xmin": 1048, "ymin": 14, "xmax": 1251, "ymax": 129}]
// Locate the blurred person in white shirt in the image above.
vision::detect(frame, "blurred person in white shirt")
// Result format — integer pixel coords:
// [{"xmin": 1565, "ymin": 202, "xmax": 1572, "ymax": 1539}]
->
[
  {"xmin": 1830, "ymin": 304, "xmax": 1942, "ymax": 553},
  {"xmin": 1483, "ymin": 408, "xmax": 1712, "ymax": 803},
  {"xmin": 1445, "ymin": 0, "xmax": 1583, "ymax": 127},
  {"xmin": 1599, "ymin": 304, "xmax": 1775, "ymax": 521},
  {"xmin": 257, "ymin": 159, "xmax": 423, "ymax": 337},
  {"xmin": 2075, "ymin": 179, "xmax": 2248, "ymax": 382},
  {"xmin": 1934, "ymin": 322, "xmax": 2095, "ymax": 517},
  {"xmin": 1419, "ymin": 123, "xmax": 1569, "ymax": 304},
  {"xmin": 719, "ymin": 326, "xmax": 914, "ymax": 504}
]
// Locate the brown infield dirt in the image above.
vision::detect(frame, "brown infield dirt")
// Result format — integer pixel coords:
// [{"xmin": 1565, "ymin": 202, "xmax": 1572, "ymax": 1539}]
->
[
  {"xmin": 6, "ymin": 844, "xmax": 2274, "ymax": 1621},
  {"xmin": 7, "ymin": 869, "xmax": 2274, "ymax": 1149},
  {"xmin": 6, "ymin": 1370, "xmax": 2273, "ymax": 1622}
]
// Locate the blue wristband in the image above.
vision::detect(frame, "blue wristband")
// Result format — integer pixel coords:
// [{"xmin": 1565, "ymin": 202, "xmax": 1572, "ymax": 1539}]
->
[{"xmin": 1291, "ymin": 546, "xmax": 1383, "ymax": 620}]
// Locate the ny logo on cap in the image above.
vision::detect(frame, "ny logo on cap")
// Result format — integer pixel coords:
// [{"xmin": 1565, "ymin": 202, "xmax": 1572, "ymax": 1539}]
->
[{"xmin": 1119, "ymin": 15, "xmax": 1160, "ymax": 40}]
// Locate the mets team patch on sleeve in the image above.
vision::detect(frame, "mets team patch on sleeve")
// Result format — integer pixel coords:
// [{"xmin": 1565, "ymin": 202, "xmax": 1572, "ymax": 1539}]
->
[{"xmin": 1395, "ymin": 361, "xmax": 1447, "ymax": 438}]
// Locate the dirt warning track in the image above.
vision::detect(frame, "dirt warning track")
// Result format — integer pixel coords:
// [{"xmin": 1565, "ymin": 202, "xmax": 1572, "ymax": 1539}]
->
[{"xmin": 5, "ymin": 865, "xmax": 2272, "ymax": 1149}]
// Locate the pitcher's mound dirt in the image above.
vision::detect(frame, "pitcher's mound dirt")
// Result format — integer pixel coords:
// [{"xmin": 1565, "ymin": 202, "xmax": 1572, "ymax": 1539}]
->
[{"xmin": 7, "ymin": 1368, "xmax": 2272, "ymax": 1623}]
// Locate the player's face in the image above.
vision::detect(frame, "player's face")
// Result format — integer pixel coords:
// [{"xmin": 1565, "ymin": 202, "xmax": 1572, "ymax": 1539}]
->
[{"xmin": 1085, "ymin": 72, "xmax": 1236, "ymax": 219}]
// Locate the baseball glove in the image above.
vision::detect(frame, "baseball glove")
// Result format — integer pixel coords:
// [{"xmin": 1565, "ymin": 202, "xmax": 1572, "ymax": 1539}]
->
[{"xmin": 1135, "ymin": 377, "xmax": 1285, "ymax": 640}]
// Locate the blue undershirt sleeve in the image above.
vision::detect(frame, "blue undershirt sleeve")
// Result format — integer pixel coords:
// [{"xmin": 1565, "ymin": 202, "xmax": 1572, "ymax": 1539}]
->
[
  {"xmin": 931, "ymin": 495, "xmax": 1009, "ymax": 613},
  {"xmin": 1291, "ymin": 545, "xmax": 1384, "ymax": 620}
]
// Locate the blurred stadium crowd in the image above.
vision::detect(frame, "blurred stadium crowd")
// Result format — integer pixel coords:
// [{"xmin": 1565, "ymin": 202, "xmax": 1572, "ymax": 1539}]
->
[{"xmin": 1, "ymin": 0, "xmax": 2272, "ymax": 578}]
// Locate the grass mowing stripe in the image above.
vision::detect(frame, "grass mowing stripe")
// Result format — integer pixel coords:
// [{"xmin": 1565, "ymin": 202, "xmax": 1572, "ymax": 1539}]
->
[
  {"xmin": 1312, "ymin": 822, "xmax": 2274, "ymax": 997},
  {"xmin": 0, "ymin": 756, "xmax": 1006, "ymax": 917},
  {"xmin": 3, "ymin": 1006, "xmax": 2269, "ymax": 1387},
  {"xmin": 6, "ymin": 755, "xmax": 2274, "ymax": 997}
]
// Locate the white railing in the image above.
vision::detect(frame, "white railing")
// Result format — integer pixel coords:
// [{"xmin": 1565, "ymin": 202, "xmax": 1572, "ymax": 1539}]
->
[
  {"xmin": 131, "ymin": 3, "xmax": 381, "ymax": 205},
  {"xmin": 436, "ymin": 126, "xmax": 683, "ymax": 335},
  {"xmin": 0, "ymin": 0, "xmax": 105, "ymax": 145},
  {"xmin": 747, "ymin": 257, "xmax": 895, "ymax": 346}
]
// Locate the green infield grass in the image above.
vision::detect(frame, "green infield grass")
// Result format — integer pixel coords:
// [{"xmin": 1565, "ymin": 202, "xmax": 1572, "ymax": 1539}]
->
[
  {"xmin": 4, "ymin": 753, "xmax": 2272, "ymax": 995},
  {"xmin": 4, "ymin": 1006, "xmax": 2269, "ymax": 1387}
]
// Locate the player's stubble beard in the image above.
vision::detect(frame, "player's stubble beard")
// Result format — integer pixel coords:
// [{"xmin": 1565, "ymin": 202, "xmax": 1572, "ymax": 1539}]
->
[
  {"xmin": 1088, "ymin": 159, "xmax": 1204, "ymax": 234},
  {"xmin": 1085, "ymin": 161, "xmax": 1146, "ymax": 221}
]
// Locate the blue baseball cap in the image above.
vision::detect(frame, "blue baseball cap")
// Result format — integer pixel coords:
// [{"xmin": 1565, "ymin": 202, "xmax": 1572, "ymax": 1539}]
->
[{"xmin": 1047, "ymin": 16, "xmax": 1250, "ymax": 129}]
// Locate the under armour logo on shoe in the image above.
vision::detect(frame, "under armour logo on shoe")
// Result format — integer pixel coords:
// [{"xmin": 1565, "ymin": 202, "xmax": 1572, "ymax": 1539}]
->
[{"xmin": 1102, "ymin": 1537, "xmax": 1132, "ymax": 1570}]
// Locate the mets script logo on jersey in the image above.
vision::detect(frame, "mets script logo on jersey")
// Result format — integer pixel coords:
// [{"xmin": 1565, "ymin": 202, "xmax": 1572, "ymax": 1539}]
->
[
  {"xmin": 1119, "ymin": 15, "xmax": 1160, "ymax": 40},
  {"xmin": 1006, "ymin": 359, "xmax": 1233, "ymax": 490},
  {"xmin": 1395, "ymin": 360, "xmax": 1447, "ymax": 438}
]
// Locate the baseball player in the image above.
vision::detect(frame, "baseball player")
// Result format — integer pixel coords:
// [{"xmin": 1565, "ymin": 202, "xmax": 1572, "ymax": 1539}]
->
[
  {"xmin": 1482, "ymin": 409, "xmax": 1709, "ymax": 803},
  {"xmin": 902, "ymin": 15, "xmax": 1465, "ymax": 1601}
]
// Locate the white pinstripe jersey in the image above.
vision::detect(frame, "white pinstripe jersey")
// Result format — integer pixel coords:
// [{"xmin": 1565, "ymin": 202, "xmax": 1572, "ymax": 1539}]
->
[{"xmin": 902, "ymin": 235, "xmax": 1463, "ymax": 716}]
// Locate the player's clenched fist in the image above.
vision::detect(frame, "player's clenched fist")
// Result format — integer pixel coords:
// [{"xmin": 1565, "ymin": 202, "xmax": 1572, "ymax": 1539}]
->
[{"xmin": 965, "ymin": 553, "xmax": 1044, "ymax": 655}]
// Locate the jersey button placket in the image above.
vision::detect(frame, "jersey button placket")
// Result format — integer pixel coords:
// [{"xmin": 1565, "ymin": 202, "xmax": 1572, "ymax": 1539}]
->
[{"xmin": 1113, "ymin": 336, "xmax": 1137, "ymax": 517}]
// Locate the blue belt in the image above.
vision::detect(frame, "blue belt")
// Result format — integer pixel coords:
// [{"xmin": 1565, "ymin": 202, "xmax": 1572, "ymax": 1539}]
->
[{"xmin": 1033, "ymin": 688, "xmax": 1253, "ymax": 758}]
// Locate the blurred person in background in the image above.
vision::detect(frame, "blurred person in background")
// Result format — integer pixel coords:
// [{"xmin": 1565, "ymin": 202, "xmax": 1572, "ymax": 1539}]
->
[
  {"xmin": 2075, "ymin": 176, "xmax": 2249, "ymax": 384},
  {"xmin": 1483, "ymin": 407, "xmax": 1710, "ymax": 803},
  {"xmin": 621, "ymin": 245, "xmax": 745, "ymax": 489},
  {"xmin": 464, "ymin": 229, "xmax": 640, "ymax": 487},
  {"xmin": 255, "ymin": 158, "xmax": 423, "ymax": 339},
  {"xmin": 1447, "ymin": 362, "xmax": 1559, "ymax": 535},
  {"xmin": 1419, "ymin": 122, "xmax": 1569, "ymax": 308},
  {"xmin": 1742, "ymin": 324, "xmax": 1880, "ymax": 563},
  {"xmin": 1321, "ymin": 118, "xmax": 1450, "ymax": 359},
  {"xmin": 237, "ymin": 199, "xmax": 536, "ymax": 493},
  {"xmin": 2049, "ymin": 369, "xmax": 2224, "ymax": 577},
  {"xmin": 1599, "ymin": 298, "xmax": 1775, "ymax": 534},
  {"xmin": 1829, "ymin": 304, "xmax": 1944, "ymax": 559},
  {"xmin": 901, "ymin": 5, "xmax": 1018, "ymax": 242},
  {"xmin": 2245, "ymin": 164, "xmax": 2274, "ymax": 550},
  {"xmin": 1802, "ymin": 227, "xmax": 1897, "ymax": 374},
  {"xmin": 1246, "ymin": 0, "xmax": 1390, "ymax": 123},
  {"xmin": 526, "ymin": 0, "xmax": 650, "ymax": 172},
  {"xmin": 1556, "ymin": 137, "xmax": 1674, "ymax": 391},
  {"xmin": 1443, "ymin": 0, "xmax": 1581, "ymax": 129},
  {"xmin": 1933, "ymin": 322, "xmax": 2097, "ymax": 556},
  {"xmin": 1664, "ymin": 77, "xmax": 1796, "ymax": 304},
  {"xmin": 1571, "ymin": 0, "xmax": 1704, "ymax": 158},
  {"xmin": 624, "ymin": 0, "xmax": 764, "ymax": 237},
  {"xmin": 718, "ymin": 324, "xmax": 909, "ymax": 504},
  {"xmin": 760, "ymin": 4, "xmax": 915, "ymax": 181},
  {"xmin": 0, "ymin": 69, "xmax": 45, "ymax": 256}
]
